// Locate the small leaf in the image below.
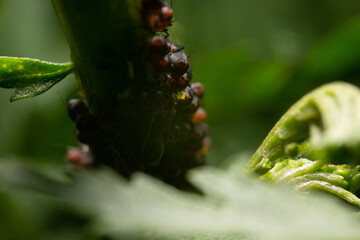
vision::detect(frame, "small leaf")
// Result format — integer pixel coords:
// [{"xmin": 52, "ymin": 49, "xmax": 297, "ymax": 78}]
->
[{"xmin": 0, "ymin": 57, "xmax": 74, "ymax": 101}]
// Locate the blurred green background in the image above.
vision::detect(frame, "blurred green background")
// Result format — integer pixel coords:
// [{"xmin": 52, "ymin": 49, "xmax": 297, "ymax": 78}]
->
[
  {"xmin": 1, "ymin": 1, "xmax": 360, "ymax": 239},
  {"xmin": 1, "ymin": 0, "xmax": 360, "ymax": 167}
]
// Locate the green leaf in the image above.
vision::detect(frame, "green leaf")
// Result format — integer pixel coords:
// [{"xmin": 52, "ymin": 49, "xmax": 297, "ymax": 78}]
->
[
  {"xmin": 246, "ymin": 81, "xmax": 360, "ymax": 207},
  {"xmin": 1, "ymin": 160, "xmax": 360, "ymax": 240},
  {"xmin": 0, "ymin": 57, "xmax": 74, "ymax": 101}
]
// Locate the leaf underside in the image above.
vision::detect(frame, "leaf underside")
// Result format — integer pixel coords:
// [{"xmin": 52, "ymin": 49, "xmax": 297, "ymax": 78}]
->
[
  {"xmin": 0, "ymin": 56, "xmax": 74, "ymax": 101},
  {"xmin": 1, "ymin": 161, "xmax": 360, "ymax": 240}
]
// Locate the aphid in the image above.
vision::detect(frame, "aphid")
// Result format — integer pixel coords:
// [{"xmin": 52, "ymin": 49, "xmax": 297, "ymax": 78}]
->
[
  {"xmin": 190, "ymin": 82, "xmax": 204, "ymax": 100},
  {"xmin": 191, "ymin": 107, "xmax": 207, "ymax": 124},
  {"xmin": 166, "ymin": 68, "xmax": 192, "ymax": 91},
  {"xmin": 68, "ymin": 99, "xmax": 88, "ymax": 122},
  {"xmin": 160, "ymin": 2, "xmax": 173, "ymax": 26},
  {"xmin": 154, "ymin": 55, "xmax": 170, "ymax": 72},
  {"xmin": 150, "ymin": 2, "xmax": 173, "ymax": 32},
  {"xmin": 140, "ymin": 1, "xmax": 161, "ymax": 23},
  {"xmin": 167, "ymin": 42, "xmax": 184, "ymax": 54},
  {"xmin": 148, "ymin": 36, "xmax": 168, "ymax": 60},
  {"xmin": 144, "ymin": 1, "xmax": 173, "ymax": 33},
  {"xmin": 175, "ymin": 86, "xmax": 193, "ymax": 107},
  {"xmin": 187, "ymin": 96, "xmax": 199, "ymax": 114},
  {"xmin": 146, "ymin": 15, "xmax": 159, "ymax": 33},
  {"xmin": 169, "ymin": 51, "xmax": 189, "ymax": 77},
  {"xmin": 67, "ymin": 146, "xmax": 93, "ymax": 169}
]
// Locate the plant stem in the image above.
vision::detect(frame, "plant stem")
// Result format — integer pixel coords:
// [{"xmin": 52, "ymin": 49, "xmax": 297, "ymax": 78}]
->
[
  {"xmin": 51, "ymin": 0, "xmax": 154, "ymax": 174},
  {"xmin": 52, "ymin": 0, "xmax": 209, "ymax": 188},
  {"xmin": 51, "ymin": 0, "xmax": 147, "ymax": 113}
]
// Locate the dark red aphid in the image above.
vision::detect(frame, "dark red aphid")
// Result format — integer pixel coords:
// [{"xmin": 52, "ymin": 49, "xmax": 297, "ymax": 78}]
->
[
  {"xmin": 68, "ymin": 99, "xmax": 88, "ymax": 122},
  {"xmin": 190, "ymin": 82, "xmax": 204, "ymax": 100},
  {"xmin": 148, "ymin": 36, "xmax": 168, "ymax": 60},
  {"xmin": 148, "ymin": 17, "xmax": 171, "ymax": 33},
  {"xmin": 141, "ymin": 0, "xmax": 162, "ymax": 23},
  {"xmin": 154, "ymin": 55, "xmax": 170, "ymax": 72},
  {"xmin": 143, "ymin": 1, "xmax": 173, "ymax": 33},
  {"xmin": 169, "ymin": 51, "xmax": 189, "ymax": 77},
  {"xmin": 160, "ymin": 2, "xmax": 173, "ymax": 25},
  {"xmin": 146, "ymin": 15, "xmax": 160, "ymax": 33},
  {"xmin": 166, "ymin": 68, "xmax": 192, "ymax": 91}
]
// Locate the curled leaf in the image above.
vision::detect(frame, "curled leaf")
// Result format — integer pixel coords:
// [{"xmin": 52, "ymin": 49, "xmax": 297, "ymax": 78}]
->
[
  {"xmin": 246, "ymin": 82, "xmax": 360, "ymax": 207},
  {"xmin": 0, "ymin": 57, "xmax": 74, "ymax": 101}
]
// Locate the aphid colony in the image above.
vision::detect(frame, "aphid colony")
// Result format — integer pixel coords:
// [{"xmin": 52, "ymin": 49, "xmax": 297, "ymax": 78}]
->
[
  {"xmin": 67, "ymin": 0, "xmax": 209, "ymax": 188},
  {"xmin": 141, "ymin": 0, "xmax": 173, "ymax": 33}
]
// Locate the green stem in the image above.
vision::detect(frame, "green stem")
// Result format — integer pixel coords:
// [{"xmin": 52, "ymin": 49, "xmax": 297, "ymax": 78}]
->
[
  {"xmin": 51, "ymin": 0, "xmax": 155, "ymax": 174},
  {"xmin": 51, "ymin": 0, "xmax": 147, "ymax": 113}
]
